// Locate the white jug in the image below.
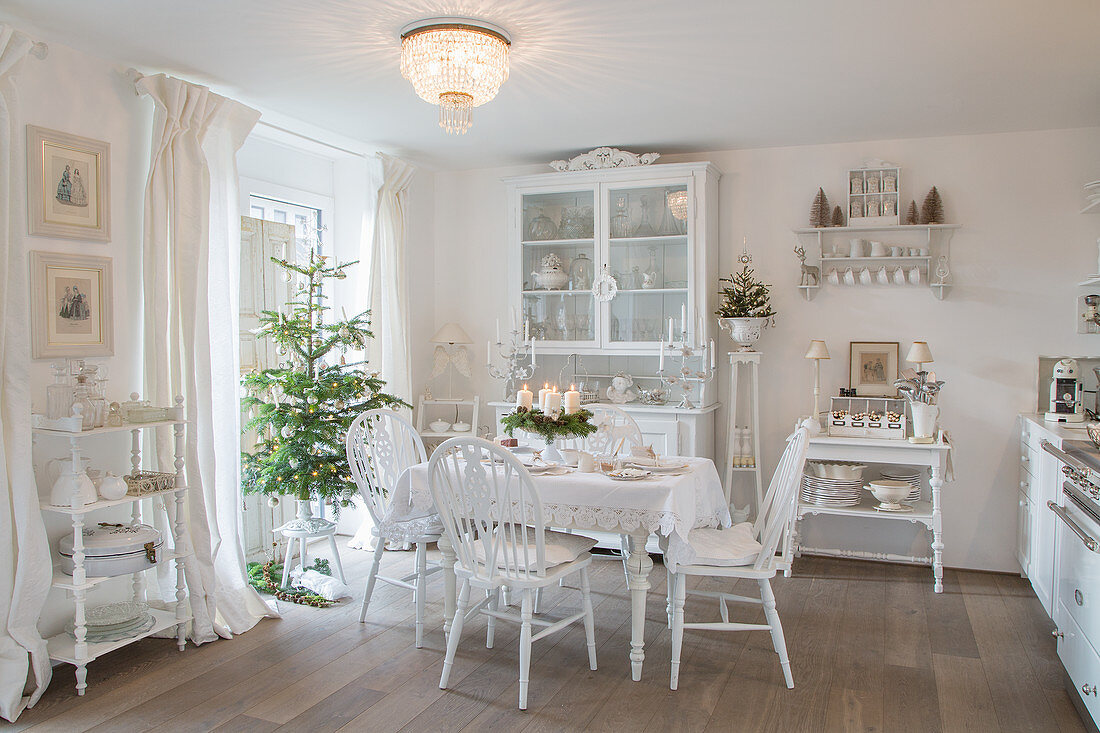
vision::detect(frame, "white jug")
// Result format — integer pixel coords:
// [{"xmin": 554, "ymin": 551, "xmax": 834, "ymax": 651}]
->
[
  {"xmin": 47, "ymin": 457, "xmax": 98, "ymax": 506},
  {"xmin": 97, "ymin": 472, "xmax": 129, "ymax": 501}
]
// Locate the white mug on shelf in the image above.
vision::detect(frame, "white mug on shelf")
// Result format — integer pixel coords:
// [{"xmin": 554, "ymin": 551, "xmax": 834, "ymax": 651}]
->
[
  {"xmin": 869, "ymin": 241, "xmax": 886, "ymax": 257},
  {"xmin": 890, "ymin": 246, "xmax": 904, "ymax": 257},
  {"xmin": 859, "ymin": 268, "xmax": 872, "ymax": 285},
  {"xmin": 843, "ymin": 268, "xmax": 856, "ymax": 286},
  {"xmin": 876, "ymin": 266, "xmax": 890, "ymax": 285},
  {"xmin": 918, "ymin": 247, "xmax": 929, "ymax": 256},
  {"xmin": 908, "ymin": 247, "xmax": 919, "ymax": 256},
  {"xmin": 893, "ymin": 267, "xmax": 906, "ymax": 285},
  {"xmin": 849, "ymin": 239, "xmax": 865, "ymax": 257},
  {"xmin": 827, "ymin": 268, "xmax": 840, "ymax": 285}
]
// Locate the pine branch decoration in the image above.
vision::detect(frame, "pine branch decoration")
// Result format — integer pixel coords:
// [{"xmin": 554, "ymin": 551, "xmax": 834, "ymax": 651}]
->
[
  {"xmin": 831, "ymin": 205, "xmax": 845, "ymax": 227},
  {"xmin": 905, "ymin": 199, "xmax": 920, "ymax": 225},
  {"xmin": 921, "ymin": 186, "xmax": 944, "ymax": 224},
  {"xmin": 809, "ymin": 188, "xmax": 830, "ymax": 228}
]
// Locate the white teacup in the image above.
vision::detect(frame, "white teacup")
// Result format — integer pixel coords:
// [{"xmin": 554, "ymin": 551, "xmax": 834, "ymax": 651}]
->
[
  {"xmin": 908, "ymin": 267, "xmax": 921, "ymax": 285},
  {"xmin": 889, "ymin": 246, "xmax": 904, "ymax": 257},
  {"xmin": 827, "ymin": 268, "xmax": 840, "ymax": 285},
  {"xmin": 908, "ymin": 247, "xmax": 919, "ymax": 257},
  {"xmin": 876, "ymin": 266, "xmax": 890, "ymax": 285},
  {"xmin": 893, "ymin": 267, "xmax": 906, "ymax": 285},
  {"xmin": 869, "ymin": 241, "xmax": 886, "ymax": 257},
  {"xmin": 849, "ymin": 239, "xmax": 865, "ymax": 257},
  {"xmin": 577, "ymin": 451, "xmax": 596, "ymax": 473},
  {"xmin": 917, "ymin": 247, "xmax": 929, "ymax": 256},
  {"xmin": 859, "ymin": 268, "xmax": 872, "ymax": 285},
  {"xmin": 843, "ymin": 268, "xmax": 856, "ymax": 285}
]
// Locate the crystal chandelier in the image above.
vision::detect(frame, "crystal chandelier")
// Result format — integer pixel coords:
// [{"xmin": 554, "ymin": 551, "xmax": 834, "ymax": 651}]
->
[{"xmin": 400, "ymin": 18, "xmax": 511, "ymax": 135}]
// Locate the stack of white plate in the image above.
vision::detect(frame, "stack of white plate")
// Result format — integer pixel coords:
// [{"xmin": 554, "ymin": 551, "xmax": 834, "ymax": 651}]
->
[
  {"xmin": 800, "ymin": 474, "xmax": 862, "ymax": 507},
  {"xmin": 879, "ymin": 466, "xmax": 923, "ymax": 502},
  {"xmin": 68, "ymin": 601, "xmax": 155, "ymax": 643}
]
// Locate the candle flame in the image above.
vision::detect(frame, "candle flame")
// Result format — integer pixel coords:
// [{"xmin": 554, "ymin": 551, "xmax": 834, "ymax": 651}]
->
[
  {"xmin": 570, "ymin": 383, "xmax": 576, "ymax": 390},
  {"xmin": 523, "ymin": 383, "xmax": 528, "ymax": 390}
]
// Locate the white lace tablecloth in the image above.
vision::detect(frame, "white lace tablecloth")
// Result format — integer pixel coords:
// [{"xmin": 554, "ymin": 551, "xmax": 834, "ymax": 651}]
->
[{"xmin": 380, "ymin": 457, "xmax": 731, "ymax": 565}]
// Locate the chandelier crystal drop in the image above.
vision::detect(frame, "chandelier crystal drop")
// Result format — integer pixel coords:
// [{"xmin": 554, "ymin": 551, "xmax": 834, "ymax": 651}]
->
[{"xmin": 400, "ymin": 18, "xmax": 511, "ymax": 135}]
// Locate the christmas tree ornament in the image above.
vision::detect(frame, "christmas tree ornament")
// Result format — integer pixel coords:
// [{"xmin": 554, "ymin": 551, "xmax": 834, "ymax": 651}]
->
[
  {"xmin": 809, "ymin": 188, "xmax": 830, "ymax": 228},
  {"xmin": 281, "ymin": 424, "xmax": 295, "ymax": 438},
  {"xmin": 267, "ymin": 496, "xmax": 280, "ymax": 508}
]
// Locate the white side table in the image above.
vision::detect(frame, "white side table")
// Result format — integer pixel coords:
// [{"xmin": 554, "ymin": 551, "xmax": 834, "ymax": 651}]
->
[{"xmin": 275, "ymin": 509, "xmax": 347, "ymax": 588}]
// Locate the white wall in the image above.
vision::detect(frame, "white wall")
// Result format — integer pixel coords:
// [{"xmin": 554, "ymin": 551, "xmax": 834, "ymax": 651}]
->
[
  {"xmin": 19, "ymin": 40, "xmax": 153, "ymax": 634},
  {"xmin": 428, "ymin": 127, "xmax": 1100, "ymax": 572}
]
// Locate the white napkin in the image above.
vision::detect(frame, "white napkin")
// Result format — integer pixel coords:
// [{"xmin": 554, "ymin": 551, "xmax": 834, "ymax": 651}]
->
[{"xmin": 289, "ymin": 567, "xmax": 352, "ymax": 600}]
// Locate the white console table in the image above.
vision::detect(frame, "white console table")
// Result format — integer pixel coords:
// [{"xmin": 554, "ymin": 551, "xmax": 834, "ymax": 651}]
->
[{"xmin": 791, "ymin": 434, "xmax": 952, "ymax": 592}]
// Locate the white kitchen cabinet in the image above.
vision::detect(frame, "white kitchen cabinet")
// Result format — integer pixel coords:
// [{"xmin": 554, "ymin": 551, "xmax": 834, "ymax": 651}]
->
[{"xmin": 504, "ymin": 160, "xmax": 720, "ymax": 356}]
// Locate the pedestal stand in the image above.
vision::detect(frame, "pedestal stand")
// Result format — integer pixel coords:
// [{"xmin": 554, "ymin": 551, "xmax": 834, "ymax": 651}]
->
[{"xmin": 724, "ymin": 351, "xmax": 763, "ymax": 519}]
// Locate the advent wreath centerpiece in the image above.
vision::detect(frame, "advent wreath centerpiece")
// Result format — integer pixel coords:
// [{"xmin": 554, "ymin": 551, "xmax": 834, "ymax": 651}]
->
[{"xmin": 500, "ymin": 406, "xmax": 597, "ymax": 464}]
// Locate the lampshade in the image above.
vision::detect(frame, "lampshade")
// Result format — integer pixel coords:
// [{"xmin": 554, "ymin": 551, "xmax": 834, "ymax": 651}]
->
[
  {"xmin": 906, "ymin": 341, "xmax": 934, "ymax": 364},
  {"xmin": 430, "ymin": 322, "xmax": 472, "ymax": 344},
  {"xmin": 400, "ymin": 18, "xmax": 511, "ymax": 134},
  {"xmin": 804, "ymin": 339, "xmax": 830, "ymax": 360}
]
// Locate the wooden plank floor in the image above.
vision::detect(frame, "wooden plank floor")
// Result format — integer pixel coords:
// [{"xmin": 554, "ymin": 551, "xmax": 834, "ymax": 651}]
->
[{"xmin": 16, "ymin": 541, "xmax": 1090, "ymax": 733}]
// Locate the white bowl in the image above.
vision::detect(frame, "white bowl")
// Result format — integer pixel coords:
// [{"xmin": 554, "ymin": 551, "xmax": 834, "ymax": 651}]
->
[
  {"xmin": 867, "ymin": 479, "xmax": 911, "ymax": 506},
  {"xmin": 808, "ymin": 461, "xmax": 867, "ymax": 480},
  {"xmin": 451, "ymin": 421, "xmax": 471, "ymax": 433},
  {"xmin": 429, "ymin": 420, "xmax": 451, "ymax": 433}
]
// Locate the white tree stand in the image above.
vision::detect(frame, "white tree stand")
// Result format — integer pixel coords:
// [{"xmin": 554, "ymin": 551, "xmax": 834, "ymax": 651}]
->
[
  {"xmin": 276, "ymin": 500, "xmax": 347, "ymax": 587},
  {"xmin": 724, "ymin": 351, "xmax": 763, "ymax": 519}
]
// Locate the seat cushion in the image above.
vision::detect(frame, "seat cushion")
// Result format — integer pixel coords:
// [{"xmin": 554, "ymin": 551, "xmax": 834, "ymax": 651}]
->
[
  {"xmin": 473, "ymin": 526, "xmax": 597, "ymax": 571},
  {"xmin": 684, "ymin": 522, "xmax": 761, "ymax": 567}
]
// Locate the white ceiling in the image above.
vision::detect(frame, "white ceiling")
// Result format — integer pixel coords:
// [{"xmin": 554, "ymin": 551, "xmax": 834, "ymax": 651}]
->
[{"xmin": 4, "ymin": 0, "xmax": 1098, "ymax": 169}]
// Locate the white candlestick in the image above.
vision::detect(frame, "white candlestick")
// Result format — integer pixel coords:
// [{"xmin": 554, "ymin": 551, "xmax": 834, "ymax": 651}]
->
[
  {"xmin": 530, "ymin": 338, "xmax": 537, "ymax": 367},
  {"xmin": 659, "ymin": 342, "xmax": 665, "ymax": 372},
  {"xmin": 495, "ymin": 319, "xmax": 501, "ymax": 344},
  {"xmin": 486, "ymin": 340, "xmax": 492, "ymax": 364},
  {"xmin": 681, "ymin": 304, "xmax": 687, "ymax": 336},
  {"xmin": 709, "ymin": 339, "xmax": 715, "ymax": 369},
  {"xmin": 668, "ymin": 317, "xmax": 674, "ymax": 344},
  {"xmin": 524, "ymin": 318, "xmax": 530, "ymax": 343}
]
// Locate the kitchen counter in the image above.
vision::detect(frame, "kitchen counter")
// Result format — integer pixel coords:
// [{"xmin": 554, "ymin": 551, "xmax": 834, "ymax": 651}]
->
[{"xmin": 1019, "ymin": 413, "xmax": 1090, "ymax": 444}]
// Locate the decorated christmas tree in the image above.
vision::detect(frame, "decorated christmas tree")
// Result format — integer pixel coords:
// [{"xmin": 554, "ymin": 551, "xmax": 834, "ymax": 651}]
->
[
  {"xmin": 809, "ymin": 188, "xmax": 830, "ymax": 227},
  {"xmin": 716, "ymin": 266, "xmax": 776, "ymax": 320},
  {"xmin": 241, "ymin": 249, "xmax": 406, "ymax": 522}
]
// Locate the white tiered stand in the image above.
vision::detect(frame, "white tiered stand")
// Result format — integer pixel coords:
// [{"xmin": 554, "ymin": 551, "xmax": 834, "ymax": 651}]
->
[{"xmin": 35, "ymin": 396, "xmax": 193, "ymax": 696}]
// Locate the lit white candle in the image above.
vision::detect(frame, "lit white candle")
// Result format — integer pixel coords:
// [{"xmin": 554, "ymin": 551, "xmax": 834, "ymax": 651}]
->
[
  {"xmin": 538, "ymin": 383, "xmax": 552, "ymax": 412},
  {"xmin": 564, "ymin": 384, "xmax": 581, "ymax": 414},
  {"xmin": 517, "ymin": 383, "xmax": 533, "ymax": 410}
]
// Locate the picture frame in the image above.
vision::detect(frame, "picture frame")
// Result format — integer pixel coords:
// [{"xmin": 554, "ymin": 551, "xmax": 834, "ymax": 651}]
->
[
  {"xmin": 27, "ymin": 125, "xmax": 110, "ymax": 242},
  {"xmin": 849, "ymin": 341, "xmax": 899, "ymax": 397},
  {"xmin": 30, "ymin": 250, "xmax": 113, "ymax": 359}
]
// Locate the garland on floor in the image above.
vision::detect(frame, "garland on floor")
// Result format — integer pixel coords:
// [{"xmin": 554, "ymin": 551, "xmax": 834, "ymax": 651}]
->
[{"xmin": 247, "ymin": 558, "xmax": 336, "ymax": 607}]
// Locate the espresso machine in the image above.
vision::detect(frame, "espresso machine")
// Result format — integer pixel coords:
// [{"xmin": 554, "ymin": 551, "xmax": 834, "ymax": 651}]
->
[{"xmin": 1045, "ymin": 358, "xmax": 1085, "ymax": 423}]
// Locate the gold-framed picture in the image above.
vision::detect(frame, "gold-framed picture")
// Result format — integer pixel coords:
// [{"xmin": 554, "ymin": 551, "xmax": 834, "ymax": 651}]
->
[
  {"xmin": 849, "ymin": 341, "xmax": 899, "ymax": 397},
  {"xmin": 27, "ymin": 125, "xmax": 110, "ymax": 242},
  {"xmin": 30, "ymin": 250, "xmax": 113, "ymax": 359}
]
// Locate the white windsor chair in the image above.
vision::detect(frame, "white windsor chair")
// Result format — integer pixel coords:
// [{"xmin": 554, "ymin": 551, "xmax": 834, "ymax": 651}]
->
[
  {"xmin": 664, "ymin": 421, "xmax": 811, "ymax": 690},
  {"xmin": 346, "ymin": 408, "xmax": 442, "ymax": 648},
  {"xmin": 428, "ymin": 437, "xmax": 598, "ymax": 710}
]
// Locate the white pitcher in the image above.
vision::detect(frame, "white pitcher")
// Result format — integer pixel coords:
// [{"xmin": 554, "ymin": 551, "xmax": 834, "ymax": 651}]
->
[
  {"xmin": 47, "ymin": 457, "xmax": 97, "ymax": 506},
  {"xmin": 910, "ymin": 403, "xmax": 940, "ymax": 439}
]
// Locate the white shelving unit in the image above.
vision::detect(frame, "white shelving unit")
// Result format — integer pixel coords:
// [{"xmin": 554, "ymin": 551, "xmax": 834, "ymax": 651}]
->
[
  {"xmin": 416, "ymin": 395, "xmax": 482, "ymax": 445},
  {"xmin": 793, "ymin": 224, "xmax": 961, "ymax": 301},
  {"xmin": 36, "ymin": 397, "xmax": 193, "ymax": 696}
]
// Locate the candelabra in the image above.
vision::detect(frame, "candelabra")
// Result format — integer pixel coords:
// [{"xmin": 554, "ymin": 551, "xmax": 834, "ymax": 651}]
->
[
  {"xmin": 656, "ymin": 325, "xmax": 715, "ymax": 409},
  {"xmin": 486, "ymin": 328, "xmax": 535, "ymax": 401}
]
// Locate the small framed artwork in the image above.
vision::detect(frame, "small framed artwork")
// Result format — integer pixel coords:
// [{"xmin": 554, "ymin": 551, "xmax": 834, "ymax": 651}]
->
[
  {"xmin": 30, "ymin": 250, "xmax": 113, "ymax": 359},
  {"xmin": 27, "ymin": 125, "xmax": 110, "ymax": 242},
  {"xmin": 849, "ymin": 341, "xmax": 899, "ymax": 397}
]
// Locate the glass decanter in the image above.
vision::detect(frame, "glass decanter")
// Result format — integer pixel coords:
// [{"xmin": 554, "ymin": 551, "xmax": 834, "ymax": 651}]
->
[
  {"xmin": 71, "ymin": 382, "xmax": 95, "ymax": 430},
  {"xmin": 642, "ymin": 246, "xmax": 661, "ymax": 289},
  {"xmin": 632, "ymin": 195, "xmax": 656, "ymax": 237},
  {"xmin": 610, "ymin": 196, "xmax": 631, "ymax": 239},
  {"xmin": 527, "ymin": 208, "xmax": 558, "ymax": 241},
  {"xmin": 46, "ymin": 361, "xmax": 74, "ymax": 419}
]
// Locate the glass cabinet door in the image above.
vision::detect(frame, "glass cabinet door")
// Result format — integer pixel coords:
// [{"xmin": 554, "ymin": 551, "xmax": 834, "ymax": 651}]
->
[
  {"xmin": 603, "ymin": 182, "xmax": 691, "ymax": 347},
  {"xmin": 520, "ymin": 189, "xmax": 597, "ymax": 345}
]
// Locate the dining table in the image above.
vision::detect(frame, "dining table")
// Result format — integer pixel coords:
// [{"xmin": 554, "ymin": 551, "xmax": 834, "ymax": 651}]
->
[{"xmin": 382, "ymin": 454, "xmax": 731, "ymax": 681}]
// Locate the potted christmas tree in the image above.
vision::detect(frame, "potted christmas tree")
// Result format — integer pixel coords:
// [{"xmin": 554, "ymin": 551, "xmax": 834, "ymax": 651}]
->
[
  {"xmin": 715, "ymin": 266, "xmax": 776, "ymax": 352},
  {"xmin": 241, "ymin": 249, "xmax": 406, "ymax": 533}
]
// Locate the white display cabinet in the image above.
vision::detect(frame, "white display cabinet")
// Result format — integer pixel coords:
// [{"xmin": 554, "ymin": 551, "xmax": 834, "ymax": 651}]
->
[{"xmin": 505, "ymin": 161, "xmax": 720, "ymax": 356}]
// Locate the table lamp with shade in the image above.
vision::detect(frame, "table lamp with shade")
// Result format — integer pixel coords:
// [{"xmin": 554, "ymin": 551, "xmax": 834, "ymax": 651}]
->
[
  {"xmin": 805, "ymin": 339, "xmax": 830, "ymax": 431},
  {"xmin": 906, "ymin": 341, "xmax": 934, "ymax": 372},
  {"xmin": 429, "ymin": 322, "xmax": 473, "ymax": 399}
]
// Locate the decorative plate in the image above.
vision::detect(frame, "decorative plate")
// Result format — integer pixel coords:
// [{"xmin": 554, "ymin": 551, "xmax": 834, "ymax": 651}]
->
[{"xmin": 85, "ymin": 601, "xmax": 148, "ymax": 627}]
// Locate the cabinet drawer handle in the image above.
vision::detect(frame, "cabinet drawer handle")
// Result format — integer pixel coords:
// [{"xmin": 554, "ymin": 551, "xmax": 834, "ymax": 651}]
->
[
  {"xmin": 1047, "ymin": 501, "xmax": 1100, "ymax": 553},
  {"xmin": 1083, "ymin": 683, "xmax": 1097, "ymax": 696},
  {"xmin": 1053, "ymin": 629, "xmax": 1064, "ymax": 639}
]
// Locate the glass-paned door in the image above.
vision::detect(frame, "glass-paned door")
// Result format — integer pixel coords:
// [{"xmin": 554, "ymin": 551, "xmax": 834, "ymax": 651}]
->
[
  {"xmin": 520, "ymin": 188, "xmax": 598, "ymax": 347},
  {"xmin": 604, "ymin": 182, "xmax": 691, "ymax": 348}
]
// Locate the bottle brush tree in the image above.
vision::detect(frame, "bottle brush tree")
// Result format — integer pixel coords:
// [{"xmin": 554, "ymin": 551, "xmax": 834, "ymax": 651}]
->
[
  {"xmin": 715, "ymin": 266, "xmax": 777, "ymax": 320},
  {"xmin": 241, "ymin": 249, "xmax": 406, "ymax": 514},
  {"xmin": 809, "ymin": 187, "xmax": 830, "ymax": 228}
]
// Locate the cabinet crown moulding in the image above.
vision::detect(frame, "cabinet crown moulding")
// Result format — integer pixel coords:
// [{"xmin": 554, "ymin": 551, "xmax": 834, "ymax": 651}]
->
[{"xmin": 549, "ymin": 147, "xmax": 660, "ymax": 172}]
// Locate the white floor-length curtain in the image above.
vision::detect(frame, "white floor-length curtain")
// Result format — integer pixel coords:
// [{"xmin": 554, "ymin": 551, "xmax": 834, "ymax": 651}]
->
[
  {"xmin": 0, "ymin": 25, "xmax": 51, "ymax": 722},
  {"xmin": 368, "ymin": 154, "xmax": 414, "ymax": 404},
  {"xmin": 136, "ymin": 73, "xmax": 275, "ymax": 643},
  {"xmin": 349, "ymin": 154, "xmax": 413, "ymax": 550}
]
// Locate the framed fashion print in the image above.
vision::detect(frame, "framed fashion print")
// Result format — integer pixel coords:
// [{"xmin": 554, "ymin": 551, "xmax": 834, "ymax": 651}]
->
[
  {"xmin": 849, "ymin": 341, "xmax": 899, "ymax": 397},
  {"xmin": 31, "ymin": 251, "xmax": 113, "ymax": 359},
  {"xmin": 27, "ymin": 125, "xmax": 111, "ymax": 242}
]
